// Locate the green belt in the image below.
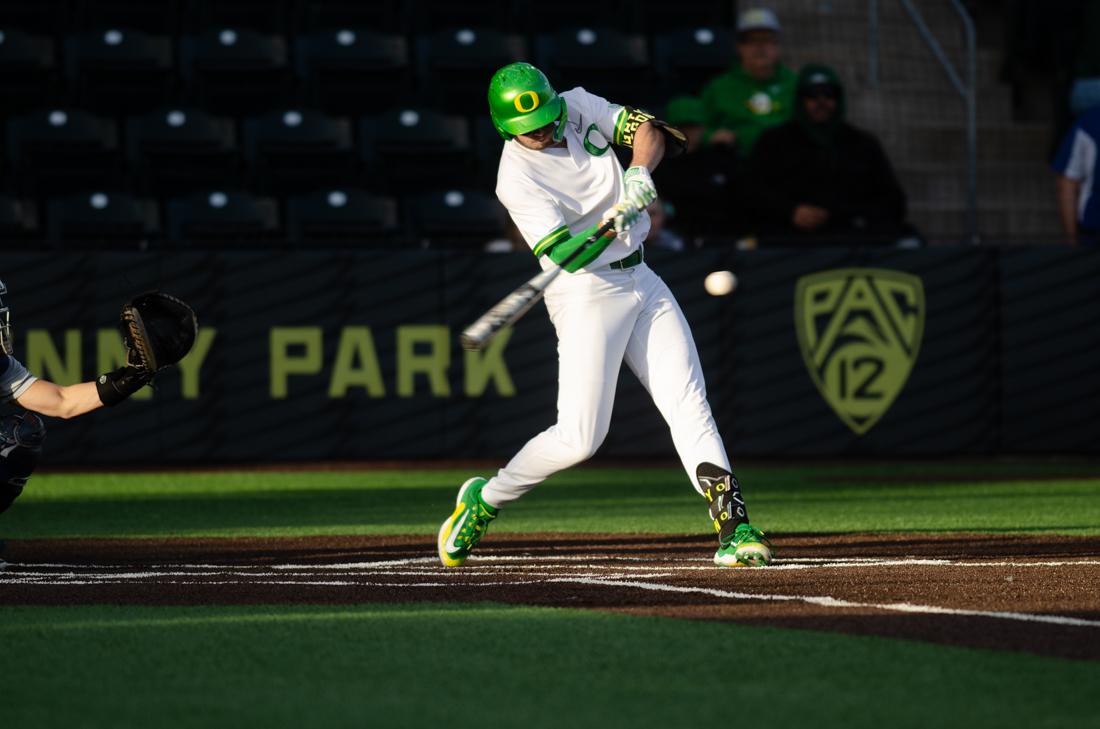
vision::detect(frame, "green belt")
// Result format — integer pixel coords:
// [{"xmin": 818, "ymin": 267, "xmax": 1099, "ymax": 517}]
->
[{"xmin": 609, "ymin": 247, "xmax": 644, "ymax": 270}]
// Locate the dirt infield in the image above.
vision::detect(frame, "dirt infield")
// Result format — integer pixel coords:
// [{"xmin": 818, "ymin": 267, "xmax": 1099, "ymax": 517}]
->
[{"xmin": 3, "ymin": 532, "xmax": 1099, "ymax": 661}]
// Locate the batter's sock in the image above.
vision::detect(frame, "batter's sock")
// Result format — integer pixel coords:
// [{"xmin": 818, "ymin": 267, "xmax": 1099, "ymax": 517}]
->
[{"xmin": 696, "ymin": 462, "xmax": 748, "ymax": 545}]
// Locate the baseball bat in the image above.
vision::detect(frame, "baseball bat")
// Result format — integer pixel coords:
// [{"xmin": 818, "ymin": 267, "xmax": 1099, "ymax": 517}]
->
[{"xmin": 460, "ymin": 219, "xmax": 618, "ymax": 351}]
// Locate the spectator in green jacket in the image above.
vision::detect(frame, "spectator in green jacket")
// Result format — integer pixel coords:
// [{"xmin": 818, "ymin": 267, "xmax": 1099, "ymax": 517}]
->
[{"xmin": 700, "ymin": 7, "xmax": 798, "ymax": 158}]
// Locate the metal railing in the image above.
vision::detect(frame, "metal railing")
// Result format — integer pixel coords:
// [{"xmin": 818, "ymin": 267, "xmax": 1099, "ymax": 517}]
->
[{"xmin": 870, "ymin": 0, "xmax": 979, "ymax": 244}]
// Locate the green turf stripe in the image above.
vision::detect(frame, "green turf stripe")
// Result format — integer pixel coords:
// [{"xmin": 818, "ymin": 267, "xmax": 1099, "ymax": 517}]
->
[
  {"xmin": 7, "ymin": 466, "xmax": 1100, "ymax": 539},
  {"xmin": 2, "ymin": 603, "xmax": 1095, "ymax": 729}
]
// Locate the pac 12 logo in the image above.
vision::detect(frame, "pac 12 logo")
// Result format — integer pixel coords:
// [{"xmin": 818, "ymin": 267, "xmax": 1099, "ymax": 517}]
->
[{"xmin": 794, "ymin": 268, "xmax": 924, "ymax": 435}]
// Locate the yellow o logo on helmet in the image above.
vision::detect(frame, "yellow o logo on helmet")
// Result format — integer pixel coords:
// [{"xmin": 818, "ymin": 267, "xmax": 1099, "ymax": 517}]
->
[{"xmin": 513, "ymin": 91, "xmax": 540, "ymax": 113}]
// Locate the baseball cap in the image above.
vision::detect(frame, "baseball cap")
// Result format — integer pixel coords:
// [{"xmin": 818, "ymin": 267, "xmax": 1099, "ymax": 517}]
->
[{"xmin": 736, "ymin": 8, "xmax": 781, "ymax": 34}]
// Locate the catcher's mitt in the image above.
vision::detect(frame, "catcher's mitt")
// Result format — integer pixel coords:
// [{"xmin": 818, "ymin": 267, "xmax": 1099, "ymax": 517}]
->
[{"xmin": 120, "ymin": 292, "xmax": 198, "ymax": 373}]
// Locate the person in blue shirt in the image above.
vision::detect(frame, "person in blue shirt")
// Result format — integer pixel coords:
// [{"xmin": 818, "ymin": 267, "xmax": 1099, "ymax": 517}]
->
[{"xmin": 1052, "ymin": 105, "xmax": 1100, "ymax": 246}]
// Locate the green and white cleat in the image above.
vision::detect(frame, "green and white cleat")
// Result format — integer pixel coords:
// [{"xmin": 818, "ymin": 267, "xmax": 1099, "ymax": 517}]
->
[
  {"xmin": 438, "ymin": 477, "xmax": 498, "ymax": 567},
  {"xmin": 714, "ymin": 523, "xmax": 773, "ymax": 567}
]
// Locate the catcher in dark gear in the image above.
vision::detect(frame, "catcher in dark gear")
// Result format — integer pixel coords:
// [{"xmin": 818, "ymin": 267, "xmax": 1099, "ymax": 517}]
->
[{"xmin": 0, "ymin": 281, "xmax": 197, "ymax": 520}]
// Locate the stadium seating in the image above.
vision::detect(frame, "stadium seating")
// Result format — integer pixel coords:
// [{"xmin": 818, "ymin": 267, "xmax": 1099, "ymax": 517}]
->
[
  {"xmin": 180, "ymin": 29, "xmax": 292, "ymax": 115},
  {"xmin": 165, "ymin": 190, "xmax": 280, "ymax": 244},
  {"xmin": 0, "ymin": 0, "xmax": 1057, "ymax": 247},
  {"xmin": 0, "ymin": 29, "xmax": 61, "ymax": 114},
  {"xmin": 416, "ymin": 28, "xmax": 527, "ymax": 115},
  {"xmin": 242, "ymin": 108, "xmax": 357, "ymax": 193},
  {"xmin": 0, "ymin": 195, "xmax": 39, "ymax": 241},
  {"xmin": 297, "ymin": 0, "xmax": 405, "ymax": 34},
  {"xmin": 75, "ymin": 0, "xmax": 183, "ymax": 35},
  {"xmin": 4, "ymin": 108, "xmax": 122, "ymax": 195},
  {"xmin": 652, "ymin": 27, "xmax": 734, "ymax": 98},
  {"xmin": 286, "ymin": 188, "xmax": 401, "ymax": 245},
  {"xmin": 535, "ymin": 27, "xmax": 656, "ymax": 108},
  {"xmin": 294, "ymin": 29, "xmax": 412, "ymax": 114},
  {"xmin": 407, "ymin": 0, "xmax": 513, "ymax": 33},
  {"xmin": 125, "ymin": 107, "xmax": 240, "ymax": 195},
  {"xmin": 64, "ymin": 29, "xmax": 175, "ymax": 114},
  {"xmin": 359, "ymin": 108, "xmax": 473, "ymax": 192},
  {"xmin": 185, "ymin": 0, "xmax": 292, "ymax": 34},
  {"xmin": 45, "ymin": 191, "xmax": 160, "ymax": 247},
  {"xmin": 0, "ymin": 0, "xmax": 71, "ymax": 35},
  {"xmin": 408, "ymin": 188, "xmax": 505, "ymax": 248}
]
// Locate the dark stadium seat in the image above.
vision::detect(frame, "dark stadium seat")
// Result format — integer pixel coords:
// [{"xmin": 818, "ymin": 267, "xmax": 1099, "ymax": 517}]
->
[
  {"xmin": 75, "ymin": 0, "xmax": 184, "ymax": 34},
  {"xmin": 165, "ymin": 190, "xmax": 280, "ymax": 245},
  {"xmin": 297, "ymin": 0, "xmax": 404, "ymax": 34},
  {"xmin": 408, "ymin": 189, "xmax": 506, "ymax": 249},
  {"xmin": 0, "ymin": 29, "xmax": 61, "ymax": 114},
  {"xmin": 359, "ymin": 108, "xmax": 473, "ymax": 192},
  {"xmin": 294, "ymin": 29, "xmax": 411, "ymax": 114},
  {"xmin": 633, "ymin": 0, "xmax": 735, "ymax": 31},
  {"xmin": 522, "ymin": 1, "xmax": 630, "ymax": 33},
  {"xmin": 180, "ymin": 29, "xmax": 292, "ymax": 115},
  {"xmin": 0, "ymin": 0, "xmax": 71, "ymax": 35},
  {"xmin": 535, "ymin": 27, "xmax": 656, "ymax": 109},
  {"xmin": 406, "ymin": 0, "xmax": 515, "ymax": 33},
  {"xmin": 652, "ymin": 27, "xmax": 734, "ymax": 97},
  {"xmin": 4, "ymin": 109, "xmax": 122, "ymax": 195},
  {"xmin": 64, "ymin": 29, "xmax": 175, "ymax": 114},
  {"xmin": 125, "ymin": 107, "xmax": 240, "ymax": 195},
  {"xmin": 0, "ymin": 195, "xmax": 39, "ymax": 242},
  {"xmin": 242, "ymin": 109, "xmax": 356, "ymax": 193},
  {"xmin": 45, "ymin": 191, "xmax": 160, "ymax": 248},
  {"xmin": 184, "ymin": 0, "xmax": 292, "ymax": 34},
  {"xmin": 286, "ymin": 189, "xmax": 402, "ymax": 246},
  {"xmin": 471, "ymin": 115, "xmax": 505, "ymax": 186},
  {"xmin": 416, "ymin": 28, "xmax": 527, "ymax": 115}
]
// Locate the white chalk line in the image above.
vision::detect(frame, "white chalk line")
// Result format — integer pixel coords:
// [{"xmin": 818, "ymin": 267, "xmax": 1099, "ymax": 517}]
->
[
  {"xmin": 559, "ymin": 577, "xmax": 1100, "ymax": 629},
  {"xmin": 6, "ymin": 556, "xmax": 1100, "ymax": 575},
  {"xmin": 3, "ymin": 554, "xmax": 1099, "ymax": 630}
]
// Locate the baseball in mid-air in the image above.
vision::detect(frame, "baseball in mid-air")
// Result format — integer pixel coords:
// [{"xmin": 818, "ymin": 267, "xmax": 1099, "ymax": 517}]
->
[{"xmin": 704, "ymin": 270, "xmax": 738, "ymax": 296}]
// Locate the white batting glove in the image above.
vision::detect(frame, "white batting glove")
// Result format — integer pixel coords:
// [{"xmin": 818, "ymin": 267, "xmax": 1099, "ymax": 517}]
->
[
  {"xmin": 602, "ymin": 202, "xmax": 643, "ymax": 234},
  {"xmin": 622, "ymin": 166, "xmax": 657, "ymax": 210}
]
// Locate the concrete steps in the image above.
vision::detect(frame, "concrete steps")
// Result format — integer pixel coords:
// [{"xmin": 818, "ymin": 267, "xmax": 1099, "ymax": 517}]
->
[
  {"xmin": 898, "ymin": 163, "xmax": 1053, "ymax": 208},
  {"xmin": 783, "ymin": 46, "xmax": 1002, "ymax": 88},
  {"xmin": 876, "ymin": 122, "xmax": 1050, "ymax": 165},
  {"xmin": 910, "ymin": 204, "xmax": 1062, "ymax": 239},
  {"xmin": 846, "ymin": 85, "xmax": 1014, "ymax": 125}
]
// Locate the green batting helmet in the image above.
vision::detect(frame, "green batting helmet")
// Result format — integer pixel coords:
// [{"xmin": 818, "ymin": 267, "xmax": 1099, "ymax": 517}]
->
[{"xmin": 488, "ymin": 62, "xmax": 567, "ymax": 141}]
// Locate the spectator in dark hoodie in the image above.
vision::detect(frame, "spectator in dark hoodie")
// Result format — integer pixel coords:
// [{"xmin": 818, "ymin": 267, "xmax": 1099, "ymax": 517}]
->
[
  {"xmin": 652, "ymin": 95, "xmax": 743, "ymax": 242},
  {"xmin": 746, "ymin": 64, "xmax": 914, "ymax": 246}
]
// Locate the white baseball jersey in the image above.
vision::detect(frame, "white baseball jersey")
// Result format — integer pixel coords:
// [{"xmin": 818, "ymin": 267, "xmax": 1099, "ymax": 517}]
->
[
  {"xmin": 0, "ymin": 355, "xmax": 36, "ymax": 404},
  {"xmin": 495, "ymin": 87, "xmax": 650, "ymax": 271}
]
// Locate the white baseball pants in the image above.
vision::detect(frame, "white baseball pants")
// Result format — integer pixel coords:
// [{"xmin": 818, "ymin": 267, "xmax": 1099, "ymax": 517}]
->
[{"xmin": 480, "ymin": 261, "xmax": 730, "ymax": 507}]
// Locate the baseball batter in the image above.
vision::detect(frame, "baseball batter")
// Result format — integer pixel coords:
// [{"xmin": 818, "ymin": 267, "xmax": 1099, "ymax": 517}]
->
[{"xmin": 438, "ymin": 63, "xmax": 772, "ymax": 568}]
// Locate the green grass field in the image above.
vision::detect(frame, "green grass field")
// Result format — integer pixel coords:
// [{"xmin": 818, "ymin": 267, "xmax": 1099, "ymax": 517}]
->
[{"xmin": 3, "ymin": 461, "xmax": 1099, "ymax": 728}]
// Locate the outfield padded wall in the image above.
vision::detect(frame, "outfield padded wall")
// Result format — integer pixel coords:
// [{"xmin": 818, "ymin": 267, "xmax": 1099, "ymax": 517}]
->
[{"xmin": 1, "ymin": 247, "xmax": 1096, "ymax": 462}]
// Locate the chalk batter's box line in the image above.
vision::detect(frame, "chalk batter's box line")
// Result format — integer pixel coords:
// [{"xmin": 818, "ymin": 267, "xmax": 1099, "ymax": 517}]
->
[{"xmin": 3, "ymin": 556, "xmax": 1099, "ymax": 631}]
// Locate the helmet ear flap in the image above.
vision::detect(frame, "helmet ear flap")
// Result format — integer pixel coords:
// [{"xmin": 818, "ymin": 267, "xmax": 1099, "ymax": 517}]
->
[
  {"xmin": 493, "ymin": 119, "xmax": 515, "ymax": 141},
  {"xmin": 552, "ymin": 97, "xmax": 568, "ymax": 142}
]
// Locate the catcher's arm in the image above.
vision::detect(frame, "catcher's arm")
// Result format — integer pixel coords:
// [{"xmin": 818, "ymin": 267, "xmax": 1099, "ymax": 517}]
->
[
  {"xmin": 16, "ymin": 380, "xmax": 105, "ymax": 419},
  {"xmin": 9, "ymin": 292, "xmax": 197, "ymax": 416}
]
